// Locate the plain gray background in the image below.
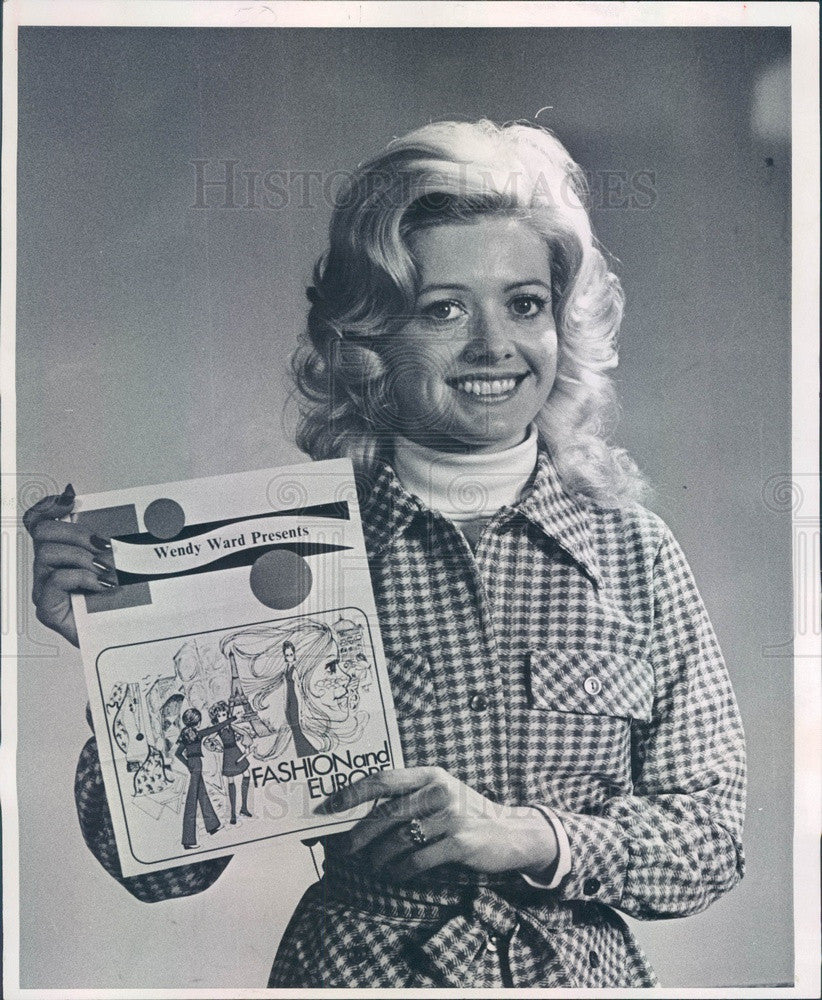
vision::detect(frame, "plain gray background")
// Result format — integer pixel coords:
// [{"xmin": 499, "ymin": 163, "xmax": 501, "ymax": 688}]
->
[{"xmin": 15, "ymin": 27, "xmax": 792, "ymax": 990}]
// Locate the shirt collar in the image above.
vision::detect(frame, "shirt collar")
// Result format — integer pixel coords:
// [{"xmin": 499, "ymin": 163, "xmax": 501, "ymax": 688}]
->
[
  {"xmin": 359, "ymin": 460, "xmax": 428, "ymax": 557},
  {"xmin": 516, "ymin": 446, "xmax": 602, "ymax": 587},
  {"xmin": 360, "ymin": 443, "xmax": 602, "ymax": 587}
]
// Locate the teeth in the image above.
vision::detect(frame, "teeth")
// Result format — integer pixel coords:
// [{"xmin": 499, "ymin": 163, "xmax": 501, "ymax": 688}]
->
[{"xmin": 455, "ymin": 377, "xmax": 517, "ymax": 396}]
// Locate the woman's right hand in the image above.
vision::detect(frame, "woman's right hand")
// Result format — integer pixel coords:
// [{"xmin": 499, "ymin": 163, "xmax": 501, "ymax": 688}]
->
[{"xmin": 23, "ymin": 484, "xmax": 118, "ymax": 648}]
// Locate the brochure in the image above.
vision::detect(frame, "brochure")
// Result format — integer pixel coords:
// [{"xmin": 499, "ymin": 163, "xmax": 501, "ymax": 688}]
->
[{"xmin": 70, "ymin": 459, "xmax": 402, "ymax": 877}]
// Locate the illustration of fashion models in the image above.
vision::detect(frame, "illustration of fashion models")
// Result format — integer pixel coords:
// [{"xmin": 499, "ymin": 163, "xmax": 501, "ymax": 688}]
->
[
  {"xmin": 208, "ymin": 702, "xmax": 253, "ymax": 824},
  {"xmin": 284, "ymin": 663, "xmax": 320, "ymax": 758},
  {"xmin": 175, "ymin": 710, "xmax": 226, "ymax": 848}
]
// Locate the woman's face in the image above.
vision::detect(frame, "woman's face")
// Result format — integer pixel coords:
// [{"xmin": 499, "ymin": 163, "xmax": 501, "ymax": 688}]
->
[
  {"xmin": 305, "ymin": 654, "xmax": 351, "ymax": 722},
  {"xmin": 378, "ymin": 216, "xmax": 559, "ymax": 453}
]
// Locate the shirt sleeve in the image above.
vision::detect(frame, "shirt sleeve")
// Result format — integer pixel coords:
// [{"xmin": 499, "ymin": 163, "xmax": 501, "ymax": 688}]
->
[
  {"xmin": 75, "ymin": 712, "xmax": 230, "ymax": 902},
  {"xmin": 519, "ymin": 805, "xmax": 572, "ymax": 889},
  {"xmin": 546, "ymin": 527, "xmax": 746, "ymax": 919}
]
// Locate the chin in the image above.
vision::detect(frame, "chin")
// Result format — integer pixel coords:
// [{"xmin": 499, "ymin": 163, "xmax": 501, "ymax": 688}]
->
[{"xmin": 457, "ymin": 425, "xmax": 527, "ymax": 451}]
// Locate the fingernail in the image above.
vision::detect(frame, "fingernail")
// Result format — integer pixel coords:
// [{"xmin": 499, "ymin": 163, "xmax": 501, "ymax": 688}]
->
[
  {"xmin": 92, "ymin": 558, "xmax": 112, "ymax": 573},
  {"xmin": 90, "ymin": 534, "xmax": 112, "ymax": 551},
  {"xmin": 56, "ymin": 483, "xmax": 75, "ymax": 505},
  {"xmin": 98, "ymin": 579, "xmax": 118, "ymax": 589}
]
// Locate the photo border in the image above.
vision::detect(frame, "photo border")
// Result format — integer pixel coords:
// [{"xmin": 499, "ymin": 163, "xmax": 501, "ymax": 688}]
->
[{"xmin": 1, "ymin": 3, "xmax": 818, "ymax": 998}]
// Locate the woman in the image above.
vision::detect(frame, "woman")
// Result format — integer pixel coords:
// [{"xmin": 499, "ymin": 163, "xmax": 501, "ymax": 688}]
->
[
  {"xmin": 205, "ymin": 700, "xmax": 252, "ymax": 824},
  {"xmin": 24, "ymin": 119, "xmax": 745, "ymax": 987},
  {"xmin": 279, "ymin": 640, "xmax": 316, "ymax": 758},
  {"xmin": 220, "ymin": 621, "xmax": 364, "ymax": 758},
  {"xmin": 174, "ymin": 707, "xmax": 227, "ymax": 849},
  {"xmin": 279, "ymin": 637, "xmax": 354, "ymax": 757}
]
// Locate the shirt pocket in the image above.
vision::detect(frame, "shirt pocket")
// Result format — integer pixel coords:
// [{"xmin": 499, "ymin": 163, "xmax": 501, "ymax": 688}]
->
[
  {"xmin": 519, "ymin": 645, "xmax": 653, "ymax": 812},
  {"xmin": 386, "ymin": 652, "xmax": 442, "ymax": 768}
]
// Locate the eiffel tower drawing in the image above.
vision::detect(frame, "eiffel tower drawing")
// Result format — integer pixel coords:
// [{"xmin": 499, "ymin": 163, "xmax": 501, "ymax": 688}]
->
[{"xmin": 226, "ymin": 648, "xmax": 273, "ymax": 737}]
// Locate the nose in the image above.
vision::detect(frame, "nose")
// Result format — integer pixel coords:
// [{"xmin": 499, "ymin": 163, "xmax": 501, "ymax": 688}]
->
[{"xmin": 461, "ymin": 308, "xmax": 514, "ymax": 364}]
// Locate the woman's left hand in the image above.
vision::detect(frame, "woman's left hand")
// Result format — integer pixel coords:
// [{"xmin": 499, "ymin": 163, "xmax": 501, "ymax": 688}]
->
[{"xmin": 315, "ymin": 766, "xmax": 558, "ymax": 881}]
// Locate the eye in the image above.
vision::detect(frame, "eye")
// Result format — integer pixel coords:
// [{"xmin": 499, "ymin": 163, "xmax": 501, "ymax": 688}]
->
[
  {"xmin": 421, "ymin": 299, "xmax": 465, "ymax": 323},
  {"xmin": 326, "ymin": 659, "xmax": 339, "ymax": 674},
  {"xmin": 509, "ymin": 294, "xmax": 548, "ymax": 318}
]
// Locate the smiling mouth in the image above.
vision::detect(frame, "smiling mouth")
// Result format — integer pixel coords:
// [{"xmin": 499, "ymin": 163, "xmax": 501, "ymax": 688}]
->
[{"xmin": 447, "ymin": 373, "xmax": 528, "ymax": 398}]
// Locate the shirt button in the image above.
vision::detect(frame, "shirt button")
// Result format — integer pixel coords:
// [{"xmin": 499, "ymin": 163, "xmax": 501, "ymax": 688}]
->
[
  {"xmin": 583, "ymin": 676, "xmax": 602, "ymax": 696},
  {"xmin": 583, "ymin": 877, "xmax": 601, "ymax": 896},
  {"xmin": 469, "ymin": 692, "xmax": 488, "ymax": 713},
  {"xmin": 589, "ymin": 949, "xmax": 600, "ymax": 968},
  {"xmin": 485, "ymin": 933, "xmax": 499, "ymax": 953},
  {"xmin": 351, "ymin": 943, "xmax": 369, "ymax": 966}
]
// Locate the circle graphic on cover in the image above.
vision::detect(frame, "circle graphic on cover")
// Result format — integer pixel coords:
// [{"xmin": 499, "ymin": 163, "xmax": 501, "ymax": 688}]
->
[
  {"xmin": 143, "ymin": 498, "xmax": 186, "ymax": 540},
  {"xmin": 250, "ymin": 549, "xmax": 313, "ymax": 609}
]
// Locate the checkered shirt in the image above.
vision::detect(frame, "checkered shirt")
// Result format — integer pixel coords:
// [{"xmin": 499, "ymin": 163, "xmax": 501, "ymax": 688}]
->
[{"xmin": 75, "ymin": 446, "xmax": 746, "ymax": 988}]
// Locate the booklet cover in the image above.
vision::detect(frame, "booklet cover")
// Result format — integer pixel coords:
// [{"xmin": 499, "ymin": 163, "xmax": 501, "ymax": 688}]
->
[{"xmin": 70, "ymin": 459, "xmax": 402, "ymax": 877}]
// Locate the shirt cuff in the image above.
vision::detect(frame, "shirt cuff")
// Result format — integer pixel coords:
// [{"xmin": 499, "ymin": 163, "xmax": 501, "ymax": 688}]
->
[
  {"xmin": 545, "ymin": 807, "xmax": 629, "ymax": 906},
  {"xmin": 519, "ymin": 805, "xmax": 572, "ymax": 890}
]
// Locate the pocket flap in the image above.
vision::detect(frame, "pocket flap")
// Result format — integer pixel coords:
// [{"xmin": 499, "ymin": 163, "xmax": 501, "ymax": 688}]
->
[
  {"xmin": 387, "ymin": 651, "xmax": 436, "ymax": 715},
  {"xmin": 527, "ymin": 647, "xmax": 653, "ymax": 721}
]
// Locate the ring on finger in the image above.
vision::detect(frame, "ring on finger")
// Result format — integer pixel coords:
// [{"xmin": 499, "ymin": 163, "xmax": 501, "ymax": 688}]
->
[{"xmin": 408, "ymin": 818, "xmax": 427, "ymax": 847}]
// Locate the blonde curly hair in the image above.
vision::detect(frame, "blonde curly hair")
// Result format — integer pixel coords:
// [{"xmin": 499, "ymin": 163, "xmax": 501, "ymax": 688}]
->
[{"xmin": 293, "ymin": 119, "xmax": 648, "ymax": 507}]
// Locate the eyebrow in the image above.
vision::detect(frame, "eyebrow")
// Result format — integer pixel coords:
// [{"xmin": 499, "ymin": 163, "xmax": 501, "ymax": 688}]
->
[{"xmin": 418, "ymin": 279, "xmax": 552, "ymax": 295}]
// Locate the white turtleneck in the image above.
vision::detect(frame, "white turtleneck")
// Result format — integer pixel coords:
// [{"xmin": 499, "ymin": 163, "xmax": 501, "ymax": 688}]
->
[
  {"xmin": 390, "ymin": 423, "xmax": 572, "ymax": 890},
  {"xmin": 392, "ymin": 425, "xmax": 539, "ymax": 527}
]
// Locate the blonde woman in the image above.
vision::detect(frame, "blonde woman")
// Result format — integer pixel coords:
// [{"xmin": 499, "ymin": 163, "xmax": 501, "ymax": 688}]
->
[{"xmin": 25, "ymin": 119, "xmax": 745, "ymax": 987}]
